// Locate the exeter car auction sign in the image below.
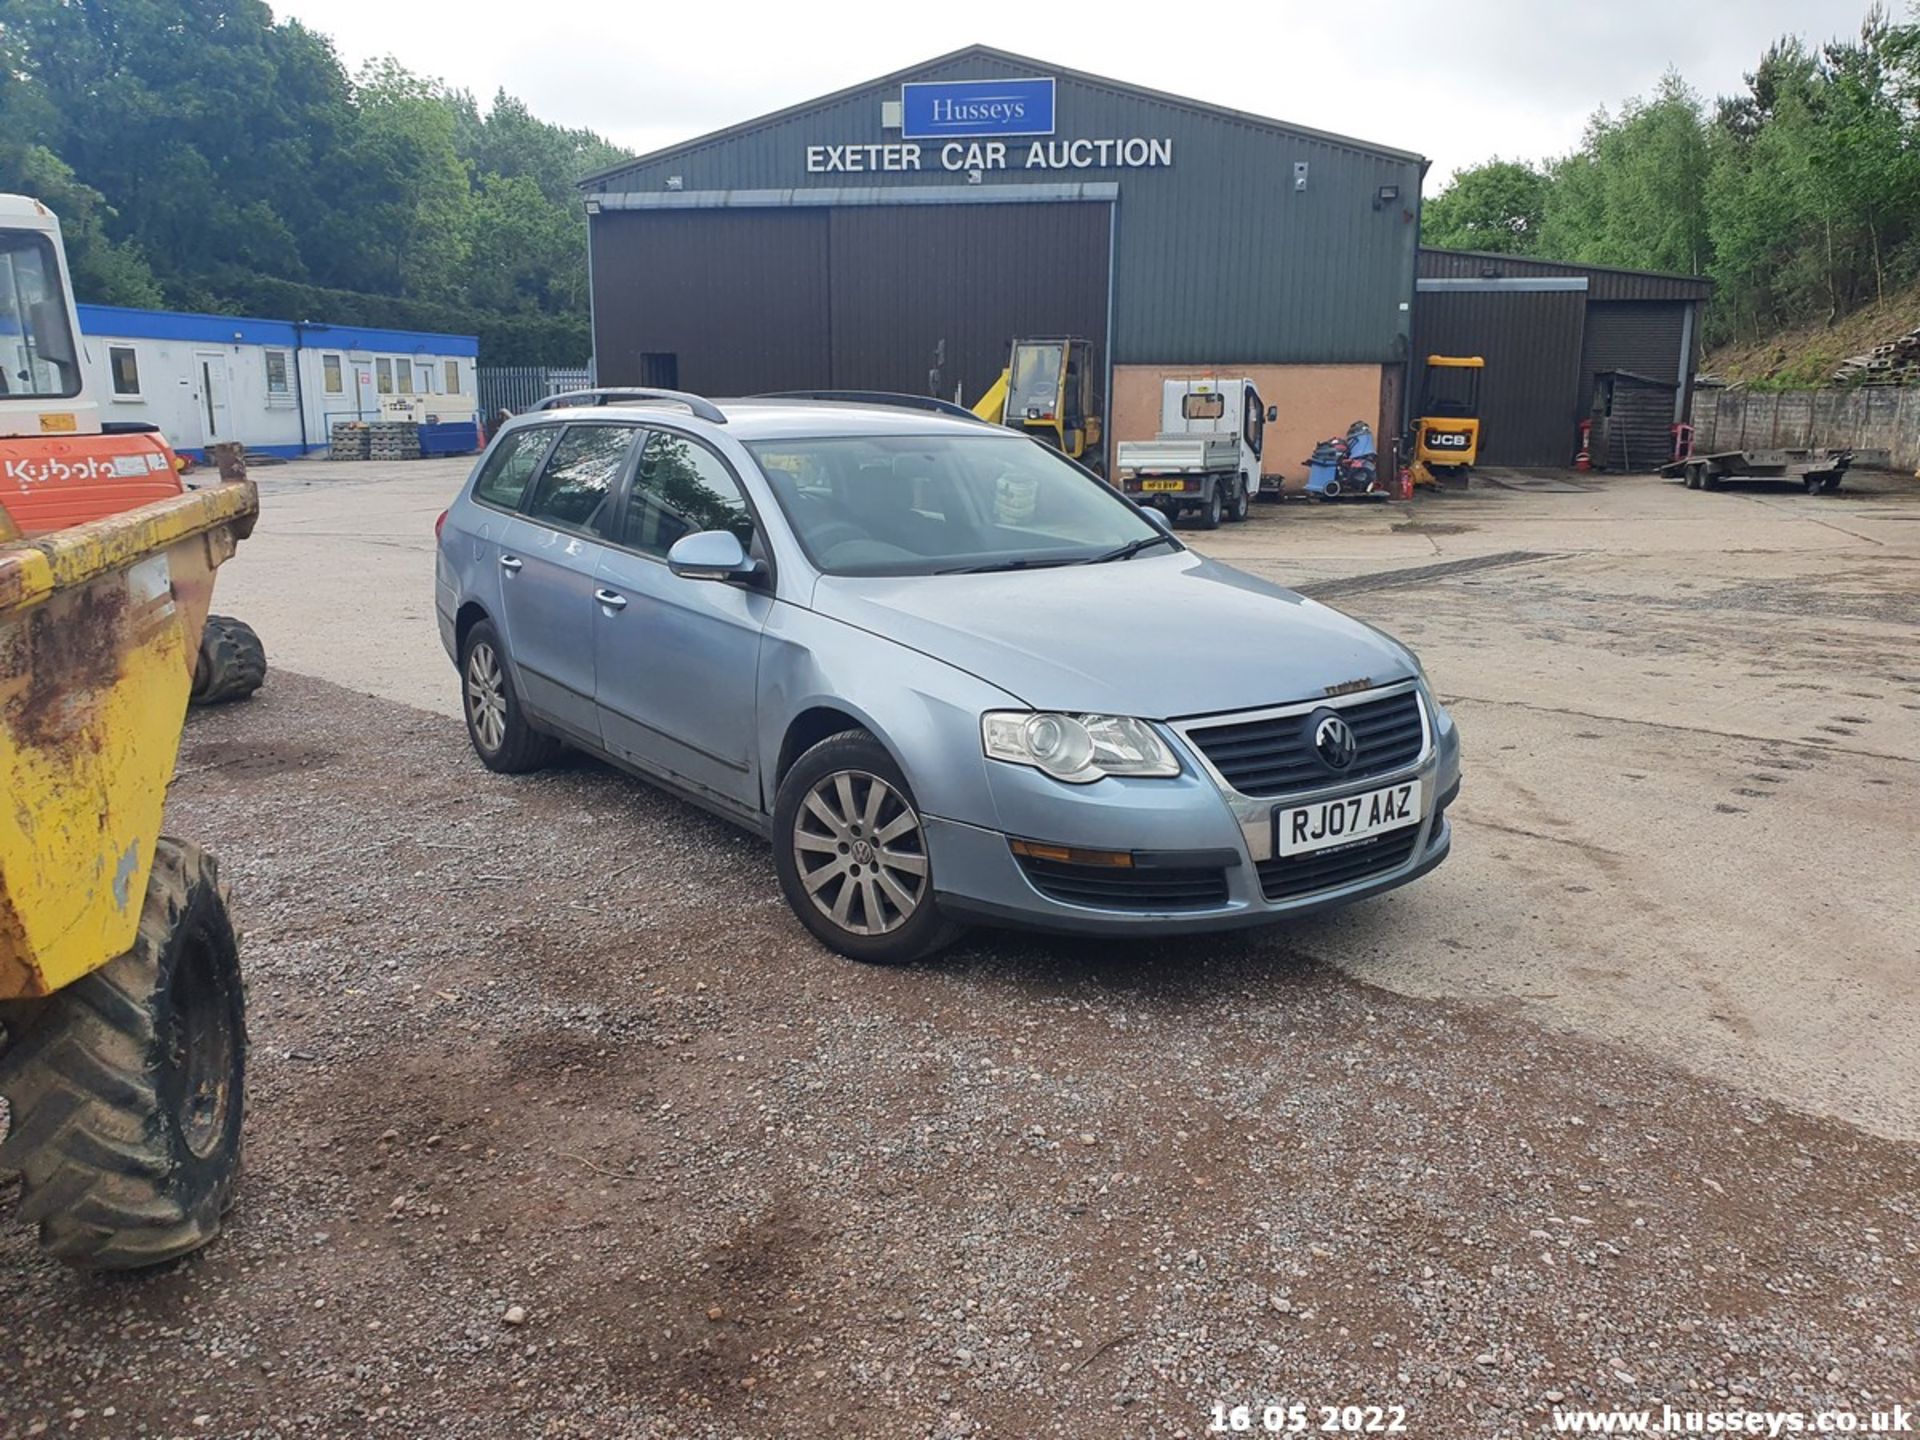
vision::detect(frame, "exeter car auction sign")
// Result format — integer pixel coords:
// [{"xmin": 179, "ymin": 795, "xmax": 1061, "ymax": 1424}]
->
[{"xmin": 802, "ymin": 76, "xmax": 1174, "ymax": 175}]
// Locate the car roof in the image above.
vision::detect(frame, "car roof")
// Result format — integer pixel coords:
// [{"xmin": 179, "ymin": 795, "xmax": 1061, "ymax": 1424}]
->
[{"xmin": 515, "ymin": 398, "xmax": 998, "ymax": 442}]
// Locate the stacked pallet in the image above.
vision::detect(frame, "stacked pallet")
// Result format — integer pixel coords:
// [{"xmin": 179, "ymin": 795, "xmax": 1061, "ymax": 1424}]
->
[
  {"xmin": 1830, "ymin": 327, "xmax": 1920, "ymax": 385},
  {"xmin": 328, "ymin": 421, "xmax": 369, "ymax": 460},
  {"xmin": 368, "ymin": 421, "xmax": 422, "ymax": 461}
]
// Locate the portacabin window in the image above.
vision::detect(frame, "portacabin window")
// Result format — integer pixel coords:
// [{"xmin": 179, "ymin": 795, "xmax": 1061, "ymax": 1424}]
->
[
  {"xmin": 396, "ymin": 359, "xmax": 414, "ymax": 395},
  {"xmin": 375, "ymin": 357, "xmax": 393, "ymax": 394},
  {"xmin": 264, "ymin": 348, "xmax": 293, "ymax": 405},
  {"xmin": 444, "ymin": 359, "xmax": 461, "ymax": 395},
  {"xmin": 322, "ymin": 353, "xmax": 345, "ymax": 396},
  {"xmin": 108, "ymin": 344, "xmax": 142, "ymax": 400}
]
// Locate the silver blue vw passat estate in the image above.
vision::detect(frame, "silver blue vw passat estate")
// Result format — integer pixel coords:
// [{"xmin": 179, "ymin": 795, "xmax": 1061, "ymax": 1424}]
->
[{"xmin": 434, "ymin": 390, "xmax": 1459, "ymax": 964}]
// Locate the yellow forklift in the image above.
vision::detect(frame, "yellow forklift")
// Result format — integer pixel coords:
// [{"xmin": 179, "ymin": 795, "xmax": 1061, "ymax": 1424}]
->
[
  {"xmin": 1409, "ymin": 354, "xmax": 1484, "ymax": 485},
  {"xmin": 971, "ymin": 337, "xmax": 1104, "ymax": 476}
]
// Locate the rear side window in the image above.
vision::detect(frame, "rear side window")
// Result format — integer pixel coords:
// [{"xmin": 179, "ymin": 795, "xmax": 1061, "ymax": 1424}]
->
[
  {"xmin": 523, "ymin": 424, "xmax": 639, "ymax": 534},
  {"xmin": 1182, "ymin": 392, "xmax": 1225, "ymax": 421},
  {"xmin": 622, "ymin": 430, "xmax": 754, "ymax": 559},
  {"xmin": 472, "ymin": 427, "xmax": 555, "ymax": 511}
]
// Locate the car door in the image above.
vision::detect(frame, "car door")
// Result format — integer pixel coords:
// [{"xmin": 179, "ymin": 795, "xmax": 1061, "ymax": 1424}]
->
[
  {"xmin": 496, "ymin": 421, "xmax": 642, "ymax": 744},
  {"xmin": 593, "ymin": 427, "xmax": 772, "ymax": 809},
  {"xmin": 446, "ymin": 422, "xmax": 557, "ymax": 661}
]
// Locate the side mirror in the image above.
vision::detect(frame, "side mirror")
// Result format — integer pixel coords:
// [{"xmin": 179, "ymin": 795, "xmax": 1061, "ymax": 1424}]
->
[
  {"xmin": 1138, "ymin": 505, "xmax": 1174, "ymax": 535},
  {"xmin": 667, "ymin": 530, "xmax": 760, "ymax": 583},
  {"xmin": 1265, "ymin": 405, "xmax": 1278, "ymax": 422}
]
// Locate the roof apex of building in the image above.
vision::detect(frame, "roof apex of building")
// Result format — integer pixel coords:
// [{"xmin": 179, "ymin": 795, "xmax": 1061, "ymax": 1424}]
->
[{"xmin": 577, "ymin": 43, "xmax": 1424, "ymax": 190}]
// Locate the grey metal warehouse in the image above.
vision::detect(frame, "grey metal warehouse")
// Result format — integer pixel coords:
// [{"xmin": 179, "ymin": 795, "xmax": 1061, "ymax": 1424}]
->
[
  {"xmin": 1415, "ymin": 248, "xmax": 1714, "ymax": 469},
  {"xmin": 578, "ymin": 46, "xmax": 1427, "ymax": 483}
]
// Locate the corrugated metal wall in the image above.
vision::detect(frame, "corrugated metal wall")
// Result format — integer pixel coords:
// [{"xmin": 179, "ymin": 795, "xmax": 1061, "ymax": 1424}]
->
[
  {"xmin": 589, "ymin": 203, "xmax": 1109, "ymax": 405},
  {"xmin": 825, "ymin": 203, "xmax": 1109, "ymax": 403},
  {"xmin": 585, "ymin": 50, "xmax": 1424, "ymax": 366},
  {"xmin": 1412, "ymin": 288, "xmax": 1586, "ymax": 466},
  {"xmin": 1580, "ymin": 301, "xmax": 1686, "ymax": 409},
  {"xmin": 1418, "ymin": 248, "xmax": 1713, "ymax": 304},
  {"xmin": 590, "ymin": 210, "xmax": 831, "ymax": 393}
]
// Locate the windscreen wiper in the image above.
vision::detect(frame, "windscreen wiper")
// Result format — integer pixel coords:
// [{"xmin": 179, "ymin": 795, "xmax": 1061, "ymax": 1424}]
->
[
  {"xmin": 1087, "ymin": 533, "xmax": 1178, "ymax": 564},
  {"xmin": 936, "ymin": 556, "xmax": 1081, "ymax": 575}
]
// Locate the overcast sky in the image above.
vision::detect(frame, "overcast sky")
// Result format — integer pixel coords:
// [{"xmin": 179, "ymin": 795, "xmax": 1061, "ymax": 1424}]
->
[{"xmin": 277, "ymin": 0, "xmax": 1874, "ymax": 185}]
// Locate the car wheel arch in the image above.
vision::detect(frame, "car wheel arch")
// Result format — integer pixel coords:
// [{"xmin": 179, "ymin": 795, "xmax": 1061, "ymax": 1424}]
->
[
  {"xmin": 454, "ymin": 601, "xmax": 490, "ymax": 656},
  {"xmin": 776, "ymin": 705, "xmax": 894, "ymax": 791}
]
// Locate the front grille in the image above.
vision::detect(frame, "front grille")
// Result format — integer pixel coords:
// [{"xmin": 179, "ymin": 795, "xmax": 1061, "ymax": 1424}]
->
[
  {"xmin": 1256, "ymin": 827, "xmax": 1421, "ymax": 902},
  {"xmin": 1016, "ymin": 855, "xmax": 1230, "ymax": 912},
  {"xmin": 1183, "ymin": 689, "xmax": 1424, "ymax": 798}
]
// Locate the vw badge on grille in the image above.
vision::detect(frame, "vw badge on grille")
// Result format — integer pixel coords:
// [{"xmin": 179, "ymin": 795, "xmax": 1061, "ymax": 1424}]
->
[{"xmin": 1313, "ymin": 713, "xmax": 1358, "ymax": 771}]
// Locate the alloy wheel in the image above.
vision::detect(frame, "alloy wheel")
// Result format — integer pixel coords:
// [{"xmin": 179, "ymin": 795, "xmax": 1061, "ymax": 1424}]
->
[
  {"xmin": 465, "ymin": 642, "xmax": 507, "ymax": 753},
  {"xmin": 791, "ymin": 770, "xmax": 929, "ymax": 936}
]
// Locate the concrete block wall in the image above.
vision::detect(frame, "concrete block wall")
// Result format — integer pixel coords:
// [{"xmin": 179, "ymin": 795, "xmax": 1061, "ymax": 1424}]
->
[{"xmin": 1692, "ymin": 387, "xmax": 1912, "ymax": 468}]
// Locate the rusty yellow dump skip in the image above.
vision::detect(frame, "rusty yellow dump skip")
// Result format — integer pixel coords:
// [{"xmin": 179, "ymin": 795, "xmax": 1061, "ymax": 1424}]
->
[{"xmin": 0, "ymin": 481, "xmax": 257, "ymax": 999}]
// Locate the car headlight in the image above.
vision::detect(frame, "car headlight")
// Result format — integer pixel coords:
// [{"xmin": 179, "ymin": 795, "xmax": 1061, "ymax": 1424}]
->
[{"xmin": 980, "ymin": 711, "xmax": 1180, "ymax": 784}]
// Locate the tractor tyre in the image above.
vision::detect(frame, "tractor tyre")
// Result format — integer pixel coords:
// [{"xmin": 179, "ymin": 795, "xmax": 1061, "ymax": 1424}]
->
[
  {"xmin": 0, "ymin": 838, "xmax": 246, "ymax": 1270},
  {"xmin": 191, "ymin": 615, "xmax": 267, "ymax": 705}
]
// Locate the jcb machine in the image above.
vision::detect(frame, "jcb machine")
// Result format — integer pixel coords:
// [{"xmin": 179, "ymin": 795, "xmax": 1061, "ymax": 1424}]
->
[
  {"xmin": 1410, "ymin": 354, "xmax": 1484, "ymax": 483},
  {"xmin": 0, "ymin": 193, "xmax": 257, "ymax": 1268},
  {"xmin": 971, "ymin": 337, "xmax": 1104, "ymax": 475}
]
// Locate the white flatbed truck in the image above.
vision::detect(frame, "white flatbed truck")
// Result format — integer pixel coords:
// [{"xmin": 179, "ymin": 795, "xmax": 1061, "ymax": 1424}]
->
[{"xmin": 1115, "ymin": 378, "xmax": 1273, "ymax": 529}]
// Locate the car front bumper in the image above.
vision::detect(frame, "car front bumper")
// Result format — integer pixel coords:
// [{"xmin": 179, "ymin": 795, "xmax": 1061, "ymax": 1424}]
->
[{"xmin": 924, "ymin": 689, "xmax": 1460, "ymax": 936}]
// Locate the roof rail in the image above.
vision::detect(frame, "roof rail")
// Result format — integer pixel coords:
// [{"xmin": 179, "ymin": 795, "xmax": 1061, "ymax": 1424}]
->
[
  {"xmin": 755, "ymin": 390, "xmax": 987, "ymax": 422},
  {"xmin": 535, "ymin": 388, "xmax": 727, "ymax": 424}
]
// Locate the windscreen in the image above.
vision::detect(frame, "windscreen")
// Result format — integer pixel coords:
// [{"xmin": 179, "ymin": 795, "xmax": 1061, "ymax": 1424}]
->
[
  {"xmin": 746, "ymin": 432, "xmax": 1168, "ymax": 577},
  {"xmin": 0, "ymin": 231, "xmax": 80, "ymax": 401},
  {"xmin": 1005, "ymin": 343, "xmax": 1065, "ymax": 420}
]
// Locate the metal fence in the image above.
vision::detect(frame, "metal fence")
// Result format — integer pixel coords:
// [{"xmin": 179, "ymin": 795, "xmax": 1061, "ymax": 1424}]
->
[{"xmin": 477, "ymin": 366, "xmax": 592, "ymax": 418}]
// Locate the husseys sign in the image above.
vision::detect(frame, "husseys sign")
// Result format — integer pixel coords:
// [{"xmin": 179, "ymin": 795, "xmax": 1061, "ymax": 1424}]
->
[{"xmin": 803, "ymin": 76, "xmax": 1174, "ymax": 175}]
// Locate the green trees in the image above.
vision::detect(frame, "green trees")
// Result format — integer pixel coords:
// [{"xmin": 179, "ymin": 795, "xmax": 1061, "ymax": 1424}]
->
[
  {"xmin": 1423, "ymin": 7, "xmax": 1920, "ymax": 344},
  {"xmin": 0, "ymin": 0, "xmax": 627, "ymax": 362}
]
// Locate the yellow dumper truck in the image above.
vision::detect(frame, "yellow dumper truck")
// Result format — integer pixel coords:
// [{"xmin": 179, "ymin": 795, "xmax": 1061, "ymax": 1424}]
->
[{"xmin": 0, "ymin": 192, "xmax": 255, "ymax": 1268}]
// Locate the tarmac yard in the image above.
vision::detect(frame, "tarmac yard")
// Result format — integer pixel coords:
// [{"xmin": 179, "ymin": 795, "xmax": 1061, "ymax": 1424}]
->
[{"xmin": 4, "ymin": 462, "xmax": 1918, "ymax": 1438}]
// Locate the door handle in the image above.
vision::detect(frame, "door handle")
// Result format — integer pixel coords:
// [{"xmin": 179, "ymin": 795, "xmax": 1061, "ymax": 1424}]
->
[
  {"xmin": 499, "ymin": 555, "xmax": 523, "ymax": 573},
  {"xmin": 594, "ymin": 588, "xmax": 628, "ymax": 611}
]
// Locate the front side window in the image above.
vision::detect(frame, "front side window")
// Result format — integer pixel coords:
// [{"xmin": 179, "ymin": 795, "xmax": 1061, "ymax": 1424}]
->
[
  {"xmin": 623, "ymin": 431, "xmax": 754, "ymax": 559},
  {"xmin": 1243, "ymin": 389, "xmax": 1264, "ymax": 455},
  {"xmin": 109, "ymin": 345, "xmax": 141, "ymax": 398},
  {"xmin": 747, "ymin": 432, "xmax": 1166, "ymax": 577},
  {"xmin": 522, "ymin": 424, "xmax": 637, "ymax": 534},
  {"xmin": 0, "ymin": 230, "xmax": 80, "ymax": 400},
  {"xmin": 264, "ymin": 348, "xmax": 291, "ymax": 400},
  {"xmin": 321, "ymin": 353, "xmax": 344, "ymax": 395},
  {"xmin": 375, "ymin": 357, "xmax": 393, "ymax": 394},
  {"xmin": 471, "ymin": 426, "xmax": 556, "ymax": 511}
]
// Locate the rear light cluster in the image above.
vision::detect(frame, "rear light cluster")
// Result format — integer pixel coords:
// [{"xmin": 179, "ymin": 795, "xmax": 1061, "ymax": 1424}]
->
[{"xmin": 434, "ymin": 508, "xmax": 449, "ymax": 541}]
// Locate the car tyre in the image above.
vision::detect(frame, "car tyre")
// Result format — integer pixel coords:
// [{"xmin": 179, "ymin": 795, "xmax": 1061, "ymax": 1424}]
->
[
  {"xmin": 772, "ymin": 730, "xmax": 963, "ymax": 965},
  {"xmin": 460, "ymin": 619, "xmax": 561, "ymax": 774},
  {"xmin": 1226, "ymin": 478, "xmax": 1250, "ymax": 523},
  {"xmin": 1195, "ymin": 484, "xmax": 1223, "ymax": 530}
]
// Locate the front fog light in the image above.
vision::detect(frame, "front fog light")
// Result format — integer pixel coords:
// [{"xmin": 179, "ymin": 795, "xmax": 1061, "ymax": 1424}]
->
[{"xmin": 981, "ymin": 711, "xmax": 1180, "ymax": 784}]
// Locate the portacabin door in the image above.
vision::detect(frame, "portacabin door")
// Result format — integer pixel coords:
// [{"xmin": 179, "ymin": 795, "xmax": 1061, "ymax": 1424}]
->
[
  {"xmin": 592, "ymin": 427, "xmax": 771, "ymax": 809},
  {"xmin": 494, "ymin": 421, "xmax": 642, "ymax": 745}
]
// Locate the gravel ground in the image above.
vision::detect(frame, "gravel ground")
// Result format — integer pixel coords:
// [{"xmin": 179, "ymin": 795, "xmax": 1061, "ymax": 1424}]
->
[{"xmin": 3, "ymin": 672, "xmax": 1915, "ymax": 1439}]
